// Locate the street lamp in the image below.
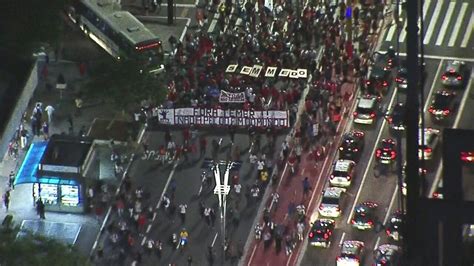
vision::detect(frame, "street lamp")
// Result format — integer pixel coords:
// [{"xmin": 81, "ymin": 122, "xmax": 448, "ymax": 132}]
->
[{"xmin": 213, "ymin": 161, "xmax": 232, "ymax": 262}]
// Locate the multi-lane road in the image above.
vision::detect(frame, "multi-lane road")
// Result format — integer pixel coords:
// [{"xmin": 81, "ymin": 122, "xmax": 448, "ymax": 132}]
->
[{"xmin": 297, "ymin": 0, "xmax": 474, "ymax": 262}]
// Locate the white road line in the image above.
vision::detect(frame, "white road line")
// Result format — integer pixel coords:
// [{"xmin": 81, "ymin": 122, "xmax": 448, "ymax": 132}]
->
[
  {"xmin": 435, "ymin": 1, "xmax": 456, "ymax": 46},
  {"xmin": 374, "ymin": 236, "xmax": 381, "ymax": 251},
  {"xmin": 346, "ymin": 87, "xmax": 399, "ymax": 224},
  {"xmin": 211, "ymin": 232, "xmax": 219, "ymax": 247},
  {"xmin": 448, "ymin": 3, "xmax": 468, "ymax": 47},
  {"xmin": 429, "ymin": 75, "xmax": 473, "ymax": 197},
  {"xmin": 376, "ymin": 52, "xmax": 474, "ymax": 62},
  {"xmin": 383, "ymin": 184, "xmax": 399, "ymax": 225},
  {"xmin": 424, "ymin": 1, "xmax": 444, "ymax": 45},
  {"xmin": 286, "ymin": 252, "xmax": 294, "ymax": 266},
  {"xmin": 339, "ymin": 232, "xmax": 346, "ymax": 246},
  {"xmin": 424, "ymin": 59, "xmax": 444, "ymax": 113},
  {"xmin": 161, "ymin": 3, "xmax": 196, "ymax": 7},
  {"xmin": 386, "ymin": 21, "xmax": 398, "ymax": 42},
  {"xmin": 248, "ymin": 245, "xmax": 258, "ymax": 264},
  {"xmin": 461, "ymin": 12, "xmax": 474, "ymax": 48},
  {"xmin": 208, "ymin": 19, "xmax": 218, "ymax": 33}
]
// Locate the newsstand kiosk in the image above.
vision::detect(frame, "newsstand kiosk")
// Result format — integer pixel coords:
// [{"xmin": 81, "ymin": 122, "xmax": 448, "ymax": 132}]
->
[{"xmin": 32, "ymin": 134, "xmax": 93, "ymax": 213}]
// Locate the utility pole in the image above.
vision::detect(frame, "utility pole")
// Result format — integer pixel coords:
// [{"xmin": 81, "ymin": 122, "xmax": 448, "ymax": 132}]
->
[
  {"xmin": 404, "ymin": 0, "xmax": 420, "ymax": 264},
  {"xmin": 213, "ymin": 161, "xmax": 232, "ymax": 263},
  {"xmin": 167, "ymin": 0, "xmax": 173, "ymax": 24}
]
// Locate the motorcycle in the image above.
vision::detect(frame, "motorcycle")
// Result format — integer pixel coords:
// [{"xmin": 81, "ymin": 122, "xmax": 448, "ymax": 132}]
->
[
  {"xmin": 255, "ymin": 224, "xmax": 263, "ymax": 240},
  {"xmin": 178, "ymin": 236, "xmax": 188, "ymax": 249}
]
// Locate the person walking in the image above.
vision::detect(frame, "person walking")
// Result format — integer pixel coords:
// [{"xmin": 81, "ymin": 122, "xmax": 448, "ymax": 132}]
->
[
  {"xmin": 204, "ymin": 207, "xmax": 212, "ymax": 226},
  {"xmin": 179, "ymin": 203, "xmax": 187, "ymax": 224},
  {"xmin": 36, "ymin": 198, "xmax": 46, "ymax": 219},
  {"xmin": 8, "ymin": 171, "xmax": 15, "ymax": 190},
  {"xmin": 45, "ymin": 105, "xmax": 55, "ymax": 124},
  {"xmin": 302, "ymin": 177, "xmax": 311, "ymax": 199},
  {"xmin": 42, "ymin": 122, "xmax": 49, "ymax": 140},
  {"xmin": 3, "ymin": 190, "xmax": 10, "ymax": 211}
]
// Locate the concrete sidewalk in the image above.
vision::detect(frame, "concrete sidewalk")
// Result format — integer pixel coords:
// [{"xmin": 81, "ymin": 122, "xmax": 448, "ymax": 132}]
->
[{"xmin": 0, "ymin": 58, "xmax": 132, "ymax": 257}]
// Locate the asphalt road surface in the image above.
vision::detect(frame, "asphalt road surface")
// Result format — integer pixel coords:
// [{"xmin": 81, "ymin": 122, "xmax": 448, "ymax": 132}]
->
[
  {"xmin": 300, "ymin": 40, "xmax": 473, "ymax": 266},
  {"xmin": 132, "ymin": 128, "xmax": 287, "ymax": 266}
]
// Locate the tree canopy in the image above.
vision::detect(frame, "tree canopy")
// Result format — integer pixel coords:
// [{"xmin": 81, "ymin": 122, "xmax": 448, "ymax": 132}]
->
[
  {"xmin": 0, "ymin": 0, "xmax": 68, "ymax": 60},
  {"xmin": 83, "ymin": 57, "xmax": 168, "ymax": 110},
  {"xmin": 0, "ymin": 227, "xmax": 89, "ymax": 266}
]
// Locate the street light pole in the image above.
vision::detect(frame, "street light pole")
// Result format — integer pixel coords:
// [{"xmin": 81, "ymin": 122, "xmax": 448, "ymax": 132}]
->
[{"xmin": 213, "ymin": 161, "xmax": 231, "ymax": 263}]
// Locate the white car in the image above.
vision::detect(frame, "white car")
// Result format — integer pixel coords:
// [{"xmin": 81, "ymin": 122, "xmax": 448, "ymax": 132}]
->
[
  {"xmin": 353, "ymin": 95, "xmax": 379, "ymax": 125},
  {"xmin": 319, "ymin": 187, "xmax": 346, "ymax": 218},
  {"xmin": 337, "ymin": 240, "xmax": 364, "ymax": 266},
  {"xmin": 418, "ymin": 128, "xmax": 440, "ymax": 160},
  {"xmin": 329, "ymin": 159, "xmax": 356, "ymax": 187}
]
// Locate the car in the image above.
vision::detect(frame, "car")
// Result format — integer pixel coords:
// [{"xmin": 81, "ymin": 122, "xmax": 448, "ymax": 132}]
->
[
  {"xmin": 461, "ymin": 151, "xmax": 474, "ymax": 163},
  {"xmin": 428, "ymin": 90, "xmax": 456, "ymax": 121},
  {"xmin": 375, "ymin": 138, "xmax": 397, "ymax": 164},
  {"xmin": 329, "ymin": 159, "xmax": 356, "ymax": 187},
  {"xmin": 366, "ymin": 68, "xmax": 391, "ymax": 94},
  {"xmin": 441, "ymin": 60, "xmax": 468, "ymax": 88},
  {"xmin": 395, "ymin": 60, "xmax": 427, "ymax": 90},
  {"xmin": 308, "ymin": 219, "xmax": 335, "ymax": 248},
  {"xmin": 386, "ymin": 211, "xmax": 404, "ymax": 241},
  {"xmin": 339, "ymin": 130, "xmax": 365, "ymax": 162},
  {"xmin": 432, "ymin": 179, "xmax": 444, "ymax": 199},
  {"xmin": 374, "ymin": 244, "xmax": 402, "ymax": 265},
  {"xmin": 319, "ymin": 187, "xmax": 346, "ymax": 218},
  {"xmin": 353, "ymin": 94, "xmax": 380, "ymax": 125},
  {"xmin": 386, "ymin": 102, "xmax": 406, "ymax": 131},
  {"xmin": 418, "ymin": 128, "xmax": 440, "ymax": 160},
  {"xmin": 351, "ymin": 201, "xmax": 378, "ymax": 230},
  {"xmin": 337, "ymin": 240, "xmax": 365, "ymax": 266}
]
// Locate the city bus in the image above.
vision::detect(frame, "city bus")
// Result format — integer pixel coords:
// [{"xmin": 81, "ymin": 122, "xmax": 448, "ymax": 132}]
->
[{"xmin": 67, "ymin": 0, "xmax": 163, "ymax": 68}]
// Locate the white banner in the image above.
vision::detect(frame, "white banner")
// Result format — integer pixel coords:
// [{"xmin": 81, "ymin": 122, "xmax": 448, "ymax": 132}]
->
[
  {"xmin": 153, "ymin": 108, "xmax": 289, "ymax": 127},
  {"xmin": 227, "ymin": 65, "xmax": 308, "ymax": 79},
  {"xmin": 219, "ymin": 90, "xmax": 246, "ymax": 103}
]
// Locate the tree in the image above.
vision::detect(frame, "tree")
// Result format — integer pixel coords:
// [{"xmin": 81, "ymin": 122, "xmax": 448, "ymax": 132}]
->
[
  {"xmin": 0, "ymin": 0, "xmax": 68, "ymax": 60},
  {"xmin": 0, "ymin": 227, "xmax": 89, "ymax": 266},
  {"xmin": 83, "ymin": 57, "xmax": 168, "ymax": 110}
]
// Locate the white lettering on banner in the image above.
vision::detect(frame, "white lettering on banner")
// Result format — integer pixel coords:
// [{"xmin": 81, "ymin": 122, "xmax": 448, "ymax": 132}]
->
[
  {"xmin": 154, "ymin": 108, "xmax": 289, "ymax": 127},
  {"xmin": 240, "ymin": 66, "xmax": 252, "ymax": 75},
  {"xmin": 226, "ymin": 64, "xmax": 238, "ymax": 73},
  {"xmin": 265, "ymin": 67, "xmax": 277, "ymax": 77},
  {"xmin": 250, "ymin": 65, "xmax": 263, "ymax": 78},
  {"xmin": 289, "ymin": 70, "xmax": 299, "ymax": 79},
  {"xmin": 297, "ymin": 69, "xmax": 308, "ymax": 78},
  {"xmin": 219, "ymin": 90, "xmax": 246, "ymax": 103},
  {"xmin": 279, "ymin": 69, "xmax": 291, "ymax": 77}
]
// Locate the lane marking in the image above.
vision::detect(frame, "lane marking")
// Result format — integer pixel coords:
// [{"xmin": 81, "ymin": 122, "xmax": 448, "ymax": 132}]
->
[
  {"xmin": 374, "ymin": 236, "xmax": 381, "ymax": 251},
  {"xmin": 429, "ymin": 75, "xmax": 473, "ymax": 197},
  {"xmin": 435, "ymin": 1, "xmax": 456, "ymax": 46},
  {"xmin": 346, "ymin": 87, "xmax": 399, "ymax": 224},
  {"xmin": 383, "ymin": 184, "xmax": 399, "ymax": 225},
  {"xmin": 461, "ymin": 12, "xmax": 474, "ymax": 48},
  {"xmin": 208, "ymin": 19, "xmax": 218, "ymax": 33},
  {"xmin": 211, "ymin": 232, "xmax": 219, "ymax": 247},
  {"xmin": 423, "ymin": 1, "xmax": 444, "ymax": 45},
  {"xmin": 180, "ymin": 7, "xmax": 189, "ymax": 18},
  {"xmin": 386, "ymin": 20, "xmax": 398, "ymax": 42},
  {"xmin": 424, "ymin": 59, "xmax": 444, "ymax": 113},
  {"xmin": 339, "ymin": 232, "xmax": 346, "ymax": 246},
  {"xmin": 448, "ymin": 3, "xmax": 468, "ymax": 47},
  {"xmin": 161, "ymin": 3, "xmax": 196, "ymax": 7},
  {"xmin": 248, "ymin": 244, "xmax": 258, "ymax": 264},
  {"xmin": 375, "ymin": 52, "xmax": 474, "ymax": 62}
]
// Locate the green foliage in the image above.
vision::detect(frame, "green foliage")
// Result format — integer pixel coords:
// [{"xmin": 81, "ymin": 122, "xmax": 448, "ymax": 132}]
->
[
  {"xmin": 0, "ymin": 227, "xmax": 89, "ymax": 266},
  {"xmin": 83, "ymin": 57, "xmax": 167, "ymax": 109},
  {"xmin": 0, "ymin": 0, "xmax": 69, "ymax": 59}
]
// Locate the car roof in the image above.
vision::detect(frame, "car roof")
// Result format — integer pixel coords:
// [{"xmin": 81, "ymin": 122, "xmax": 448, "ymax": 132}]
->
[
  {"xmin": 323, "ymin": 187, "xmax": 346, "ymax": 198},
  {"xmin": 312, "ymin": 219, "xmax": 335, "ymax": 228},
  {"xmin": 334, "ymin": 160, "xmax": 354, "ymax": 172},
  {"xmin": 341, "ymin": 240, "xmax": 364, "ymax": 254},
  {"xmin": 378, "ymin": 244, "xmax": 400, "ymax": 253},
  {"xmin": 358, "ymin": 96, "xmax": 377, "ymax": 109},
  {"xmin": 445, "ymin": 61, "xmax": 464, "ymax": 73}
]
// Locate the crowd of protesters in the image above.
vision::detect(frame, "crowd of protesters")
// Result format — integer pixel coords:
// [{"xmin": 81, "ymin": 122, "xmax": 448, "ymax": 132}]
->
[{"xmin": 97, "ymin": 0, "xmax": 387, "ymax": 263}]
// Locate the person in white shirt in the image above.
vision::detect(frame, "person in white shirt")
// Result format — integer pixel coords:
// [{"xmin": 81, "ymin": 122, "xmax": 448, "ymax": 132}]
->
[
  {"xmin": 179, "ymin": 204, "xmax": 187, "ymax": 224},
  {"xmin": 45, "ymin": 105, "xmax": 55, "ymax": 124}
]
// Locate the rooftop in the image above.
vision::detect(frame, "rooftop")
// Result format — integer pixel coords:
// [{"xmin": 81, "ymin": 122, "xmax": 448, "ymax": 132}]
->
[{"xmin": 40, "ymin": 134, "xmax": 93, "ymax": 167}]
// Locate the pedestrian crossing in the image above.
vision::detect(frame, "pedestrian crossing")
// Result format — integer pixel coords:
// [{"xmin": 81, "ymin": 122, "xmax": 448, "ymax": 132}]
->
[{"xmin": 384, "ymin": 0, "xmax": 473, "ymax": 49}]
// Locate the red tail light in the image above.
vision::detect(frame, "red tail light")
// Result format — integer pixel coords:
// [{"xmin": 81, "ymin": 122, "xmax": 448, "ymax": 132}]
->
[
  {"xmin": 324, "ymin": 233, "xmax": 329, "ymax": 239},
  {"xmin": 382, "ymin": 81, "xmax": 388, "ymax": 87},
  {"xmin": 353, "ymin": 148, "xmax": 358, "ymax": 152},
  {"xmin": 442, "ymin": 75, "xmax": 448, "ymax": 80},
  {"xmin": 376, "ymin": 149, "xmax": 382, "ymax": 158},
  {"xmin": 391, "ymin": 151, "xmax": 397, "ymax": 159},
  {"xmin": 353, "ymin": 111, "xmax": 358, "ymax": 117},
  {"xmin": 433, "ymin": 192, "xmax": 441, "ymax": 198},
  {"xmin": 388, "ymin": 117, "xmax": 393, "ymax": 123},
  {"xmin": 366, "ymin": 80, "xmax": 371, "ymax": 85},
  {"xmin": 351, "ymin": 219, "xmax": 356, "ymax": 224},
  {"xmin": 370, "ymin": 112, "xmax": 376, "ymax": 118},
  {"xmin": 309, "ymin": 232, "xmax": 314, "ymax": 238},
  {"xmin": 386, "ymin": 229, "xmax": 391, "ymax": 235},
  {"xmin": 425, "ymin": 147, "xmax": 432, "ymax": 153},
  {"xmin": 395, "ymin": 77, "xmax": 402, "ymax": 83},
  {"xmin": 456, "ymin": 75, "xmax": 462, "ymax": 80},
  {"xmin": 330, "ymin": 174, "xmax": 335, "ymax": 180},
  {"xmin": 319, "ymin": 205, "xmax": 324, "ymax": 210},
  {"xmin": 368, "ymin": 220, "xmax": 373, "ymax": 226},
  {"xmin": 443, "ymin": 110, "xmax": 450, "ymax": 115},
  {"xmin": 429, "ymin": 107, "xmax": 434, "ymax": 113}
]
